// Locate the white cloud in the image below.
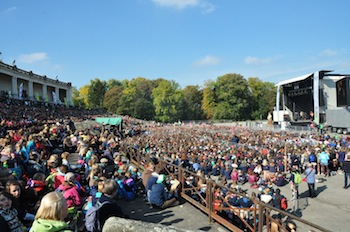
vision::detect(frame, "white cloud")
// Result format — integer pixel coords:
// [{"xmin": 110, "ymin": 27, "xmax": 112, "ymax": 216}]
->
[
  {"xmin": 200, "ymin": 2, "xmax": 215, "ymax": 14},
  {"xmin": 194, "ymin": 55, "xmax": 220, "ymax": 66},
  {"xmin": 6, "ymin": 7, "xmax": 17, "ymax": 13},
  {"xmin": 152, "ymin": 0, "xmax": 199, "ymax": 9},
  {"xmin": 152, "ymin": 0, "xmax": 214, "ymax": 12},
  {"xmin": 18, "ymin": 52, "xmax": 48, "ymax": 64},
  {"xmin": 319, "ymin": 49, "xmax": 338, "ymax": 57},
  {"xmin": 244, "ymin": 56, "xmax": 271, "ymax": 65}
]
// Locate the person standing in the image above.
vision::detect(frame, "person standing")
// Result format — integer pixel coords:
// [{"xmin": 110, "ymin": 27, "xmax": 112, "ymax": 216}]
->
[
  {"xmin": 343, "ymin": 155, "xmax": 350, "ymax": 189},
  {"xmin": 319, "ymin": 148, "xmax": 330, "ymax": 177},
  {"xmin": 304, "ymin": 163, "xmax": 316, "ymax": 198}
]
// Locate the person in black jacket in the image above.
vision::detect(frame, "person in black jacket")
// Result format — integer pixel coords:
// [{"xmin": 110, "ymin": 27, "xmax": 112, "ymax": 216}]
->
[{"xmin": 343, "ymin": 155, "xmax": 350, "ymax": 189}]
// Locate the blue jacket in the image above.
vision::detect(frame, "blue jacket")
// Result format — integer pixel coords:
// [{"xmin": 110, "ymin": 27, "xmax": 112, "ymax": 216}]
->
[
  {"xmin": 319, "ymin": 152, "xmax": 329, "ymax": 165},
  {"xmin": 149, "ymin": 183, "xmax": 169, "ymax": 207},
  {"xmin": 304, "ymin": 167, "xmax": 316, "ymax": 184}
]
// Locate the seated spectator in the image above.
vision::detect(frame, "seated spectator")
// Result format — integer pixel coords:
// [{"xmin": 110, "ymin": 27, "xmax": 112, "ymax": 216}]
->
[
  {"xmin": 61, "ymin": 152, "xmax": 70, "ymax": 167},
  {"xmin": 149, "ymin": 174, "xmax": 179, "ymax": 209},
  {"xmin": 96, "ymin": 179, "xmax": 127, "ymax": 228},
  {"xmin": 0, "ymin": 190, "xmax": 23, "ymax": 232},
  {"xmin": 57, "ymin": 172, "xmax": 82, "ymax": 209},
  {"xmin": 26, "ymin": 152, "xmax": 44, "ymax": 179},
  {"xmin": 6, "ymin": 180, "xmax": 36, "ymax": 224},
  {"xmin": 230, "ymin": 168, "xmax": 238, "ymax": 182},
  {"xmin": 27, "ymin": 173, "xmax": 48, "ymax": 197},
  {"xmin": 90, "ymin": 177, "xmax": 106, "ymax": 206},
  {"xmin": 260, "ymin": 188, "xmax": 273, "ymax": 205},
  {"xmin": 54, "ymin": 165, "xmax": 69, "ymax": 189},
  {"xmin": 30, "ymin": 192, "xmax": 70, "ymax": 232},
  {"xmin": 0, "ymin": 158, "xmax": 14, "ymax": 187}
]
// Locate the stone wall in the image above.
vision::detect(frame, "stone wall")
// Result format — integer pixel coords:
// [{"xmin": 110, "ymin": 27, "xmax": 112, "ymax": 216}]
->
[{"xmin": 103, "ymin": 217, "xmax": 199, "ymax": 232}]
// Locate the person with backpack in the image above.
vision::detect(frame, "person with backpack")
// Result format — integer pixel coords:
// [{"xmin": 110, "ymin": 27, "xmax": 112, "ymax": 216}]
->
[
  {"xmin": 85, "ymin": 179, "xmax": 127, "ymax": 232},
  {"xmin": 304, "ymin": 163, "xmax": 316, "ymax": 198},
  {"xmin": 273, "ymin": 188, "xmax": 287, "ymax": 219},
  {"xmin": 290, "ymin": 168, "xmax": 301, "ymax": 211}
]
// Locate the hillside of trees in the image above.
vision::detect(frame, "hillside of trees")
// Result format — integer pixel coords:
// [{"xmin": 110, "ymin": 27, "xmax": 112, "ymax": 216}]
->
[{"xmin": 72, "ymin": 73, "xmax": 276, "ymax": 123}]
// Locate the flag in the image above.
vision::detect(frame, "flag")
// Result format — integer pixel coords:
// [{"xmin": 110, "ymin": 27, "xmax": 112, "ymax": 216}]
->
[
  {"xmin": 52, "ymin": 91, "xmax": 57, "ymax": 104},
  {"xmin": 19, "ymin": 83, "xmax": 23, "ymax": 100}
]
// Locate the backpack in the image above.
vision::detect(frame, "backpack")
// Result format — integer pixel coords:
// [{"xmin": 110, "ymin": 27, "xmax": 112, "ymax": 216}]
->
[
  {"xmin": 281, "ymin": 197, "xmax": 288, "ymax": 210},
  {"xmin": 293, "ymin": 172, "xmax": 302, "ymax": 184},
  {"xmin": 85, "ymin": 201, "xmax": 110, "ymax": 232}
]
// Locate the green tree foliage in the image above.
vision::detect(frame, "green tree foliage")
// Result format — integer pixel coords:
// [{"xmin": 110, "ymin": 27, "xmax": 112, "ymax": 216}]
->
[
  {"xmin": 75, "ymin": 74, "xmax": 276, "ymax": 122},
  {"xmin": 87, "ymin": 78, "xmax": 107, "ymax": 109},
  {"xmin": 202, "ymin": 80, "xmax": 217, "ymax": 119},
  {"xmin": 152, "ymin": 79, "xmax": 183, "ymax": 123},
  {"xmin": 248, "ymin": 77, "xmax": 277, "ymax": 119},
  {"xmin": 103, "ymin": 85, "xmax": 123, "ymax": 113},
  {"xmin": 181, "ymin": 85, "xmax": 204, "ymax": 120},
  {"xmin": 106, "ymin": 79, "xmax": 122, "ymax": 90},
  {"xmin": 116, "ymin": 77, "xmax": 155, "ymax": 120},
  {"xmin": 72, "ymin": 87, "xmax": 85, "ymax": 108},
  {"xmin": 213, "ymin": 73, "xmax": 252, "ymax": 120}
]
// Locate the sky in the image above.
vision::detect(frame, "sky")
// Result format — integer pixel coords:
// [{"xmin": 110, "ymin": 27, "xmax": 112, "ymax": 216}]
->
[{"xmin": 1, "ymin": 0, "xmax": 350, "ymax": 89}]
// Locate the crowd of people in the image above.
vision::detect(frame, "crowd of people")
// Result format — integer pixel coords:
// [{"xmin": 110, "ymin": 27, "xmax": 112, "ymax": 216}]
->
[{"xmin": 0, "ymin": 94, "xmax": 349, "ymax": 231}]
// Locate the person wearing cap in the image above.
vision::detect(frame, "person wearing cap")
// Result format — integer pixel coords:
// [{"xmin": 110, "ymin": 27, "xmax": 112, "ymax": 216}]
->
[
  {"xmin": 304, "ymin": 163, "xmax": 316, "ymax": 198},
  {"xmin": 57, "ymin": 172, "xmax": 82, "ymax": 208},
  {"xmin": 149, "ymin": 174, "xmax": 179, "ymax": 209}
]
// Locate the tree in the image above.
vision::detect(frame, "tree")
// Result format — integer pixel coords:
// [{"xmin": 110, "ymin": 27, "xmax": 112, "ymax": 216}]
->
[
  {"xmin": 78, "ymin": 85, "xmax": 90, "ymax": 108},
  {"xmin": 214, "ymin": 73, "xmax": 252, "ymax": 120},
  {"xmin": 202, "ymin": 80, "xmax": 217, "ymax": 119},
  {"xmin": 106, "ymin": 79, "xmax": 122, "ymax": 90},
  {"xmin": 103, "ymin": 85, "xmax": 123, "ymax": 113},
  {"xmin": 181, "ymin": 85, "xmax": 204, "ymax": 120},
  {"xmin": 72, "ymin": 87, "xmax": 86, "ymax": 108},
  {"xmin": 152, "ymin": 79, "xmax": 183, "ymax": 123},
  {"xmin": 87, "ymin": 78, "xmax": 107, "ymax": 109},
  {"xmin": 248, "ymin": 77, "xmax": 277, "ymax": 119},
  {"xmin": 116, "ymin": 77, "xmax": 155, "ymax": 120}
]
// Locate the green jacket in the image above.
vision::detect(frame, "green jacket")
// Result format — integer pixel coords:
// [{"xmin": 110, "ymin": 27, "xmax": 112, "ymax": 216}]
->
[{"xmin": 29, "ymin": 219, "xmax": 71, "ymax": 232}]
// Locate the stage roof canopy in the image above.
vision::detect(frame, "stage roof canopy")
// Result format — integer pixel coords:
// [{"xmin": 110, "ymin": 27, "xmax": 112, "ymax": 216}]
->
[{"xmin": 276, "ymin": 73, "xmax": 313, "ymax": 87}]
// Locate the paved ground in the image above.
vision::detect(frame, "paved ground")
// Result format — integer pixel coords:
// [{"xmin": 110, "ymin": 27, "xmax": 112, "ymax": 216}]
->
[{"xmin": 117, "ymin": 197, "xmax": 228, "ymax": 232}]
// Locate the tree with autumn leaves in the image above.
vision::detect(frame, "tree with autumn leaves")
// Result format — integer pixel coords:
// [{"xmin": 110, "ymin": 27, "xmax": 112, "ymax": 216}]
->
[{"xmin": 72, "ymin": 74, "xmax": 276, "ymax": 122}]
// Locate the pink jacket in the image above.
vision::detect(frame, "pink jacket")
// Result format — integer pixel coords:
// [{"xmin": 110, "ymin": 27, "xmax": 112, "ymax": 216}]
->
[
  {"xmin": 231, "ymin": 170, "xmax": 238, "ymax": 181},
  {"xmin": 58, "ymin": 183, "xmax": 82, "ymax": 208}
]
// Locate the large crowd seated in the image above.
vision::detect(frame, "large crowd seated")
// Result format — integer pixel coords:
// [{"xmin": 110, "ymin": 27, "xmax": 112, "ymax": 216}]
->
[{"xmin": 0, "ymin": 95, "xmax": 349, "ymax": 231}]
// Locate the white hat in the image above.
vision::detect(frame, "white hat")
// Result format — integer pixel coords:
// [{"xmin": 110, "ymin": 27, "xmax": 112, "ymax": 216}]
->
[{"xmin": 64, "ymin": 172, "xmax": 75, "ymax": 182}]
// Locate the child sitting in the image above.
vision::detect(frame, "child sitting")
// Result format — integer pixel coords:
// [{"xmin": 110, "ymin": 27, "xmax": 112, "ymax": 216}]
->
[
  {"xmin": 27, "ymin": 173, "xmax": 48, "ymax": 197},
  {"xmin": 0, "ymin": 190, "xmax": 23, "ymax": 232},
  {"xmin": 57, "ymin": 172, "xmax": 82, "ymax": 209}
]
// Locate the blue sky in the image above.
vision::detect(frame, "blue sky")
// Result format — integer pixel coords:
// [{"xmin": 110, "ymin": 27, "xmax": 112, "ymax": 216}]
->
[{"xmin": 1, "ymin": 0, "xmax": 350, "ymax": 89}]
